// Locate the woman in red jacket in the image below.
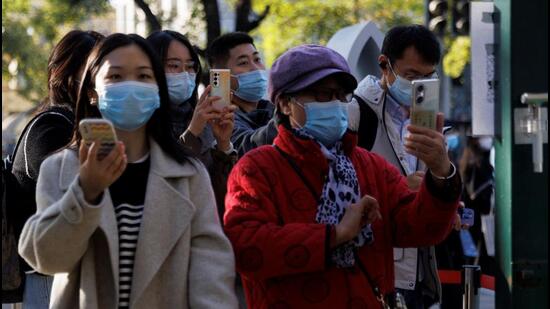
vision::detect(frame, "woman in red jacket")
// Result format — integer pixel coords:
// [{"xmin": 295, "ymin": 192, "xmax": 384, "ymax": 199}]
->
[{"xmin": 224, "ymin": 44, "xmax": 461, "ymax": 309}]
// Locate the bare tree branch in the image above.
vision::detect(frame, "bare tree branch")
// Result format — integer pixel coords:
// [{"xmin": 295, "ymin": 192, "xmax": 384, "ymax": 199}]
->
[
  {"xmin": 201, "ymin": 0, "xmax": 221, "ymax": 49},
  {"xmin": 134, "ymin": 0, "xmax": 162, "ymax": 33},
  {"xmin": 235, "ymin": 0, "xmax": 270, "ymax": 33}
]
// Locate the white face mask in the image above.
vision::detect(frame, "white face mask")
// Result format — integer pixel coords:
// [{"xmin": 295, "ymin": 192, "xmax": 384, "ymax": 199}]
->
[{"xmin": 478, "ymin": 137, "xmax": 493, "ymax": 151}]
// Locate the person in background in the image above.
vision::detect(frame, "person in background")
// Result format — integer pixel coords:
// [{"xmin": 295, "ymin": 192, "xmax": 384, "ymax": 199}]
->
[
  {"xmin": 207, "ymin": 32, "xmax": 277, "ymax": 157},
  {"xmin": 147, "ymin": 30, "xmax": 237, "ymax": 218},
  {"xmin": 351, "ymin": 24, "xmax": 447, "ymax": 308},
  {"xmin": 459, "ymin": 136, "xmax": 495, "ymax": 274},
  {"xmin": 18, "ymin": 33, "xmax": 238, "ymax": 309},
  {"xmin": 224, "ymin": 44, "xmax": 461, "ymax": 308},
  {"xmin": 8, "ymin": 30, "xmax": 104, "ymax": 308}
]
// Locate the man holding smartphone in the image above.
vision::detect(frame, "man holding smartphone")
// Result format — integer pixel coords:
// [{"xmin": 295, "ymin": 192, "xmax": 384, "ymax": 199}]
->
[
  {"xmin": 351, "ymin": 25, "xmax": 446, "ymax": 308},
  {"xmin": 207, "ymin": 32, "xmax": 278, "ymax": 157}
]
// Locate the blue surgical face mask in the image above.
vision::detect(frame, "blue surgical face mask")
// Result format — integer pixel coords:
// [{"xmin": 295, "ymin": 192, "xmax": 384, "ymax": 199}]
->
[
  {"xmin": 96, "ymin": 81, "xmax": 160, "ymax": 131},
  {"xmin": 292, "ymin": 99, "xmax": 349, "ymax": 147},
  {"xmin": 446, "ymin": 134, "xmax": 460, "ymax": 151},
  {"xmin": 166, "ymin": 72, "xmax": 196, "ymax": 104},
  {"xmin": 235, "ymin": 70, "xmax": 268, "ymax": 102},
  {"xmin": 387, "ymin": 62, "xmax": 413, "ymax": 107}
]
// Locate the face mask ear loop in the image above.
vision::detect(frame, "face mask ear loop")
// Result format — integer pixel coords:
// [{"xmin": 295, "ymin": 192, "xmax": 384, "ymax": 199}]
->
[
  {"xmin": 289, "ymin": 97, "xmax": 305, "ymax": 129},
  {"xmin": 387, "ymin": 61, "xmax": 399, "ymax": 87}
]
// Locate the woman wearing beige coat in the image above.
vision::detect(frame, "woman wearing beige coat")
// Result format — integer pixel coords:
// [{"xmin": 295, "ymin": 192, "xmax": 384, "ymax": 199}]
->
[{"xmin": 18, "ymin": 33, "xmax": 238, "ymax": 309}]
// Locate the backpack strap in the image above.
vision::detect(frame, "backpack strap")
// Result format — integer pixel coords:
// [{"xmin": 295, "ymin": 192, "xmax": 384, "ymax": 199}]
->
[{"xmin": 354, "ymin": 95, "xmax": 379, "ymax": 151}]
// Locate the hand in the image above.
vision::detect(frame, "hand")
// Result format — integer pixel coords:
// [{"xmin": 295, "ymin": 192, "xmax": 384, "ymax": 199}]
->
[
  {"xmin": 334, "ymin": 195, "xmax": 382, "ymax": 247},
  {"xmin": 79, "ymin": 141, "xmax": 127, "ymax": 204},
  {"xmin": 453, "ymin": 201, "xmax": 470, "ymax": 231},
  {"xmin": 406, "ymin": 171, "xmax": 425, "ymax": 191},
  {"xmin": 188, "ymin": 85, "xmax": 223, "ymax": 136},
  {"xmin": 211, "ymin": 104, "xmax": 237, "ymax": 152},
  {"xmin": 405, "ymin": 113, "xmax": 451, "ymax": 177}
]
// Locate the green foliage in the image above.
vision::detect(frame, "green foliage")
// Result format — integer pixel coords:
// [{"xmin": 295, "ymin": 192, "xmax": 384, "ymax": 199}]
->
[
  {"xmin": 243, "ymin": 0, "xmax": 424, "ymax": 66},
  {"xmin": 2, "ymin": 0, "xmax": 109, "ymax": 101},
  {"xmin": 443, "ymin": 36, "xmax": 471, "ymax": 79}
]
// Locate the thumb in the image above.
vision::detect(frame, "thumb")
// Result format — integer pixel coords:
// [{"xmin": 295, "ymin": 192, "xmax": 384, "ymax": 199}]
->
[
  {"xmin": 79, "ymin": 142, "xmax": 89, "ymax": 165},
  {"xmin": 436, "ymin": 112, "xmax": 445, "ymax": 133}
]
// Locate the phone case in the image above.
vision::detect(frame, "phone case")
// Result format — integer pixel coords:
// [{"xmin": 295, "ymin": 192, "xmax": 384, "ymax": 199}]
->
[
  {"xmin": 411, "ymin": 78, "xmax": 439, "ymax": 130},
  {"xmin": 210, "ymin": 69, "xmax": 231, "ymax": 109},
  {"xmin": 79, "ymin": 119, "xmax": 118, "ymax": 160}
]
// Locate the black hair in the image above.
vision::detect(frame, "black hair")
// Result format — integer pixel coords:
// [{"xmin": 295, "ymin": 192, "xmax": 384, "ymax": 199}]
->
[
  {"xmin": 381, "ymin": 24, "xmax": 441, "ymax": 66},
  {"xmin": 206, "ymin": 32, "xmax": 255, "ymax": 68},
  {"xmin": 146, "ymin": 30, "xmax": 202, "ymax": 103},
  {"xmin": 38, "ymin": 30, "xmax": 104, "ymax": 113},
  {"xmin": 73, "ymin": 33, "xmax": 190, "ymax": 163}
]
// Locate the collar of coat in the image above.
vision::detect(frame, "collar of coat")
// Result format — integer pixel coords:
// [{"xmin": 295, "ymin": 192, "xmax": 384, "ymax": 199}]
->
[
  {"xmin": 59, "ymin": 137, "xmax": 198, "ymax": 190},
  {"xmin": 274, "ymin": 124, "xmax": 358, "ymax": 168}
]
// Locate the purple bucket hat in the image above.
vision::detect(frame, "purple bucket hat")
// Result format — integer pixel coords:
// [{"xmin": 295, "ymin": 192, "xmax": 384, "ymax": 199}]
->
[{"xmin": 268, "ymin": 44, "xmax": 358, "ymax": 104}]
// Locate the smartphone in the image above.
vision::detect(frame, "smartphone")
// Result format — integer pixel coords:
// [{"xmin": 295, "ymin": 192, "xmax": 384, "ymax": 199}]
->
[
  {"xmin": 458, "ymin": 207, "xmax": 475, "ymax": 227},
  {"xmin": 210, "ymin": 69, "xmax": 231, "ymax": 109},
  {"xmin": 79, "ymin": 119, "xmax": 118, "ymax": 160},
  {"xmin": 410, "ymin": 78, "xmax": 439, "ymax": 130}
]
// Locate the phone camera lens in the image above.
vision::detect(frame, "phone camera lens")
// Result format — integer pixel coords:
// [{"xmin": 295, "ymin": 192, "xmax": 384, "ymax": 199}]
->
[
  {"xmin": 416, "ymin": 96, "xmax": 424, "ymax": 104},
  {"xmin": 417, "ymin": 85, "xmax": 424, "ymax": 92}
]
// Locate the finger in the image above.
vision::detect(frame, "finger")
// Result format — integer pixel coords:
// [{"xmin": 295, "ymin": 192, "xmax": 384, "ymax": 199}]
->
[
  {"xmin": 405, "ymin": 134, "xmax": 439, "ymax": 149},
  {"xmin": 106, "ymin": 144, "xmax": 126, "ymax": 174},
  {"xmin": 436, "ymin": 112, "xmax": 445, "ymax": 133},
  {"xmin": 414, "ymin": 171, "xmax": 426, "ymax": 177},
  {"xmin": 407, "ymin": 124, "xmax": 440, "ymax": 139},
  {"xmin": 79, "ymin": 142, "xmax": 89, "ymax": 164},
  {"xmin": 100, "ymin": 141, "xmax": 123, "ymax": 167},
  {"xmin": 198, "ymin": 85, "xmax": 212, "ymax": 104},
  {"xmin": 459, "ymin": 201, "xmax": 465, "ymax": 208},
  {"xmin": 112, "ymin": 154, "xmax": 127, "ymax": 180},
  {"xmin": 404, "ymin": 145, "xmax": 430, "ymax": 157},
  {"xmin": 88, "ymin": 141, "xmax": 100, "ymax": 163}
]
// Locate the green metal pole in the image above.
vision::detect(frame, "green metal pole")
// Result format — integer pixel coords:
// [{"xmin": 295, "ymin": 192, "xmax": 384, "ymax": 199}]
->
[{"xmin": 494, "ymin": 0, "xmax": 548, "ymax": 307}]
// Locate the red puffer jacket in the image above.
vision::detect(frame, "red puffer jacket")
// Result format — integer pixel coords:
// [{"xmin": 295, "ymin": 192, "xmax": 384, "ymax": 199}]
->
[{"xmin": 224, "ymin": 125, "xmax": 460, "ymax": 309}]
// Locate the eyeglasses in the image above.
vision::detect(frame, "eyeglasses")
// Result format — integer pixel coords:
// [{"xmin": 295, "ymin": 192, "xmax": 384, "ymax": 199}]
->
[
  {"xmin": 389, "ymin": 61, "xmax": 438, "ymax": 81},
  {"xmin": 292, "ymin": 89, "xmax": 353, "ymax": 103}
]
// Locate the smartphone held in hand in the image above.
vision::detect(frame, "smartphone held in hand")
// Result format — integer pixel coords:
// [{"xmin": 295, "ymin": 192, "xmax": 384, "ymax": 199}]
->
[
  {"xmin": 210, "ymin": 69, "xmax": 231, "ymax": 110},
  {"xmin": 79, "ymin": 118, "xmax": 118, "ymax": 160},
  {"xmin": 410, "ymin": 78, "xmax": 439, "ymax": 130}
]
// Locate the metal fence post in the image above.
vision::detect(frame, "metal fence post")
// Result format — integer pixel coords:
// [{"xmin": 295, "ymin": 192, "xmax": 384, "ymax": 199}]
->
[{"xmin": 462, "ymin": 265, "xmax": 481, "ymax": 309}]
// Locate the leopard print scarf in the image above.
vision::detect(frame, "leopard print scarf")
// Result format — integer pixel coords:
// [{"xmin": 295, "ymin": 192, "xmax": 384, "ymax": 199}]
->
[{"xmin": 294, "ymin": 128, "xmax": 374, "ymax": 267}]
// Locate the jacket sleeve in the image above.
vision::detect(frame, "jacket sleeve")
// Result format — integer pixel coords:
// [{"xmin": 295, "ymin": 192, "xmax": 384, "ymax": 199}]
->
[
  {"xmin": 377, "ymin": 156, "xmax": 461, "ymax": 248},
  {"xmin": 224, "ymin": 154, "xmax": 328, "ymax": 281},
  {"xmin": 18, "ymin": 155, "xmax": 107, "ymax": 275},
  {"xmin": 231, "ymin": 117, "xmax": 278, "ymax": 157},
  {"xmin": 208, "ymin": 148, "xmax": 237, "ymax": 221},
  {"xmin": 187, "ymin": 161, "xmax": 238, "ymax": 309},
  {"xmin": 179, "ymin": 129, "xmax": 203, "ymax": 157}
]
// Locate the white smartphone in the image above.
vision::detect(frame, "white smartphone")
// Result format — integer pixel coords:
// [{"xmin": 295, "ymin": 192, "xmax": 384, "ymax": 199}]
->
[
  {"xmin": 410, "ymin": 78, "xmax": 439, "ymax": 130},
  {"xmin": 79, "ymin": 118, "xmax": 118, "ymax": 160},
  {"xmin": 210, "ymin": 69, "xmax": 231, "ymax": 109}
]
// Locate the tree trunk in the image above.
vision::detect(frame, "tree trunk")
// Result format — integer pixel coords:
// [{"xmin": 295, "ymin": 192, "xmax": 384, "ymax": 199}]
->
[
  {"xmin": 201, "ymin": 0, "xmax": 221, "ymax": 49},
  {"xmin": 134, "ymin": 0, "xmax": 162, "ymax": 33}
]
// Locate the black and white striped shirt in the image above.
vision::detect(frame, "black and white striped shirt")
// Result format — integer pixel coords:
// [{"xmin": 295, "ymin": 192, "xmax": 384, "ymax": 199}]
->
[{"xmin": 109, "ymin": 155, "xmax": 150, "ymax": 309}]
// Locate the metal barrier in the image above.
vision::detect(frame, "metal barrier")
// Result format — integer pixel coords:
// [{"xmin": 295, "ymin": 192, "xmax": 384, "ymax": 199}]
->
[{"xmin": 462, "ymin": 265, "xmax": 482, "ymax": 309}]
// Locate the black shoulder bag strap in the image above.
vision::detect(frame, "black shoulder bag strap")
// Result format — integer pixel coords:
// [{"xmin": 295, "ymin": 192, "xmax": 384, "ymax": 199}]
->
[{"xmin": 272, "ymin": 145, "xmax": 319, "ymax": 203}]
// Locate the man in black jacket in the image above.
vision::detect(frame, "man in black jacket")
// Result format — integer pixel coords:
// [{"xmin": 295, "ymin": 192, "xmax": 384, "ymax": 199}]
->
[{"xmin": 207, "ymin": 32, "xmax": 278, "ymax": 157}]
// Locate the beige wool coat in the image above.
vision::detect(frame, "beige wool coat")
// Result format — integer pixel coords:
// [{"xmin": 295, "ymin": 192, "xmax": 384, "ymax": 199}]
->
[{"xmin": 18, "ymin": 139, "xmax": 238, "ymax": 309}]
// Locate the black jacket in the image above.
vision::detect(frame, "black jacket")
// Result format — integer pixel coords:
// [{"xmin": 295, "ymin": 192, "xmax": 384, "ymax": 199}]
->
[{"xmin": 11, "ymin": 106, "xmax": 74, "ymax": 256}]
